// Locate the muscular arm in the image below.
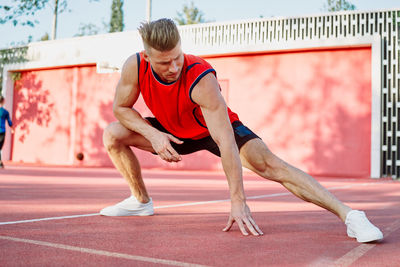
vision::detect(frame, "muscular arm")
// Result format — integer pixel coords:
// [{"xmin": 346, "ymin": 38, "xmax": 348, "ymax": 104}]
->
[
  {"xmin": 191, "ymin": 74, "xmax": 244, "ymax": 201},
  {"xmin": 191, "ymin": 73, "xmax": 262, "ymax": 236},
  {"xmin": 113, "ymin": 55, "xmax": 155, "ymax": 138},
  {"xmin": 113, "ymin": 55, "xmax": 182, "ymax": 162}
]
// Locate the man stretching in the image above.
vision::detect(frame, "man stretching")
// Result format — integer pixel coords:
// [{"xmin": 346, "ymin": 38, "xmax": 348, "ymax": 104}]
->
[{"xmin": 101, "ymin": 18, "xmax": 383, "ymax": 242}]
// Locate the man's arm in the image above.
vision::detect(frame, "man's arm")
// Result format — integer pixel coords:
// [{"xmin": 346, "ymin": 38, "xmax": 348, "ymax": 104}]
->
[
  {"xmin": 191, "ymin": 73, "xmax": 263, "ymax": 236},
  {"xmin": 6, "ymin": 111, "xmax": 14, "ymax": 134},
  {"xmin": 113, "ymin": 55, "xmax": 182, "ymax": 162}
]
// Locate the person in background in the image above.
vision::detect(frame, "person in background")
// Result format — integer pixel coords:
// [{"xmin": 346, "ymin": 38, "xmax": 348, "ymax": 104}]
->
[{"xmin": 0, "ymin": 95, "xmax": 13, "ymax": 169}]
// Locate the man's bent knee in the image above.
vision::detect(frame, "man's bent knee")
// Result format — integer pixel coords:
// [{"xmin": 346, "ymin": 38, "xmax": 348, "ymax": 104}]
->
[
  {"xmin": 103, "ymin": 121, "xmax": 154, "ymax": 152},
  {"xmin": 241, "ymin": 140, "xmax": 290, "ymax": 182},
  {"xmin": 253, "ymin": 156, "xmax": 285, "ymax": 180},
  {"xmin": 103, "ymin": 122, "xmax": 124, "ymax": 149}
]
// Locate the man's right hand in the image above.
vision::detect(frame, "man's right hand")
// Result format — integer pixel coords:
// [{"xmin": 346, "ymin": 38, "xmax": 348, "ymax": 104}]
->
[
  {"xmin": 150, "ymin": 131, "xmax": 183, "ymax": 162},
  {"xmin": 223, "ymin": 200, "xmax": 263, "ymax": 236}
]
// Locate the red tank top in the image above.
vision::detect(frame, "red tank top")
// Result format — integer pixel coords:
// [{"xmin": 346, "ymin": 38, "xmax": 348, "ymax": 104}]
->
[{"xmin": 136, "ymin": 52, "xmax": 239, "ymax": 140}]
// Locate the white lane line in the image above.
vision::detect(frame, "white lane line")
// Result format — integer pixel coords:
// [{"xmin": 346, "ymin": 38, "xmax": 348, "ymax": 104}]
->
[
  {"xmin": 155, "ymin": 198, "xmax": 230, "ymax": 209},
  {"xmin": 332, "ymin": 218, "xmax": 400, "ymax": 267},
  {"xmin": 0, "ymin": 182, "xmax": 375, "ymax": 226},
  {"xmin": 0, "ymin": 213, "xmax": 100, "ymax": 225},
  {"xmin": 0, "ymin": 235, "xmax": 207, "ymax": 267}
]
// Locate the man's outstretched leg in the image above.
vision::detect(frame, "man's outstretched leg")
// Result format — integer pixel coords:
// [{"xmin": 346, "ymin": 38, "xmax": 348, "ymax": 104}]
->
[
  {"xmin": 100, "ymin": 122, "xmax": 154, "ymax": 216},
  {"xmin": 239, "ymin": 138, "xmax": 383, "ymax": 242}
]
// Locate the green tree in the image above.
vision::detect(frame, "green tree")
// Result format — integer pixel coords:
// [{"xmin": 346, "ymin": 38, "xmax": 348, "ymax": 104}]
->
[
  {"xmin": 175, "ymin": 1, "xmax": 206, "ymax": 25},
  {"xmin": 323, "ymin": 0, "xmax": 356, "ymax": 12},
  {"xmin": 1, "ymin": 0, "xmax": 58, "ymax": 27},
  {"xmin": 40, "ymin": 32, "xmax": 49, "ymax": 41},
  {"xmin": 0, "ymin": 46, "xmax": 28, "ymax": 94},
  {"xmin": 109, "ymin": 0, "xmax": 124, "ymax": 33},
  {"xmin": 0, "ymin": 0, "xmax": 68, "ymax": 39},
  {"xmin": 0, "ymin": 0, "xmax": 98, "ymax": 40}
]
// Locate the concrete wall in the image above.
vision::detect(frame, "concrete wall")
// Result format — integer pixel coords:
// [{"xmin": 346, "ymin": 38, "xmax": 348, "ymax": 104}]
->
[
  {"xmin": 9, "ymin": 47, "xmax": 371, "ymax": 177},
  {"xmin": 2, "ymin": 9, "xmax": 391, "ymax": 177}
]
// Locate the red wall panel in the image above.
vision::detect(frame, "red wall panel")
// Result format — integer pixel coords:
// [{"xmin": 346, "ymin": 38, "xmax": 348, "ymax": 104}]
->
[
  {"xmin": 11, "ymin": 47, "xmax": 371, "ymax": 177},
  {"xmin": 206, "ymin": 48, "xmax": 371, "ymax": 177},
  {"xmin": 73, "ymin": 67, "xmax": 119, "ymax": 166},
  {"xmin": 13, "ymin": 69, "xmax": 74, "ymax": 164}
]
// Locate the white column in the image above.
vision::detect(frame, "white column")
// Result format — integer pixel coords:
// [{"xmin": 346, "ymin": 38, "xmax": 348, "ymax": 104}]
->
[{"xmin": 146, "ymin": 0, "xmax": 152, "ymax": 22}]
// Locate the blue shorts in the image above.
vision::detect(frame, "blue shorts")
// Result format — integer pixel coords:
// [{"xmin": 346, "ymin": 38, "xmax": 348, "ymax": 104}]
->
[{"xmin": 146, "ymin": 117, "xmax": 260, "ymax": 157}]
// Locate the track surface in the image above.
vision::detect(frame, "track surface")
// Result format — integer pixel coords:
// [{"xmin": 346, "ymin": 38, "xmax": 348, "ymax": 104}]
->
[{"xmin": 1, "ymin": 166, "xmax": 399, "ymax": 266}]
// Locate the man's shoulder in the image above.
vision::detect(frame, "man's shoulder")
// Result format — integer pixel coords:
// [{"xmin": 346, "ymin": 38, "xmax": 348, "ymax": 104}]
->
[
  {"xmin": 127, "ymin": 53, "xmax": 141, "ymax": 65},
  {"xmin": 184, "ymin": 54, "xmax": 213, "ymax": 72},
  {"xmin": 184, "ymin": 53, "xmax": 208, "ymax": 63},
  {"xmin": 120, "ymin": 53, "xmax": 141, "ymax": 75}
]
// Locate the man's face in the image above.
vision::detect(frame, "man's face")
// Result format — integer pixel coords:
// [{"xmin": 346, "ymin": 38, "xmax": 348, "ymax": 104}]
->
[{"xmin": 143, "ymin": 42, "xmax": 184, "ymax": 83}]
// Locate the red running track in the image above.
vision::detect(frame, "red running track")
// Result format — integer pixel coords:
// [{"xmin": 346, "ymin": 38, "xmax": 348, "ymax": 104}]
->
[{"xmin": 1, "ymin": 165, "xmax": 400, "ymax": 266}]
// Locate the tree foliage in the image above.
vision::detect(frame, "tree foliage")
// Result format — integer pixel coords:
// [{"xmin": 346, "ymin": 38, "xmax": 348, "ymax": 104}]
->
[
  {"xmin": 0, "ymin": 0, "xmax": 68, "ymax": 27},
  {"xmin": 323, "ymin": 0, "xmax": 356, "ymax": 12},
  {"xmin": 76, "ymin": 23, "xmax": 100, "ymax": 37},
  {"xmin": 40, "ymin": 32, "xmax": 49, "ymax": 41},
  {"xmin": 0, "ymin": 0, "xmax": 99, "ymax": 40},
  {"xmin": 0, "ymin": 46, "xmax": 28, "ymax": 94},
  {"xmin": 175, "ymin": 1, "xmax": 206, "ymax": 25},
  {"xmin": 109, "ymin": 0, "xmax": 124, "ymax": 33}
]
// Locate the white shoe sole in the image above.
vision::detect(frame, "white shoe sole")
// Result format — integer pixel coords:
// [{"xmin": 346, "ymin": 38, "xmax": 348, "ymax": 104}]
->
[
  {"xmin": 100, "ymin": 207, "xmax": 154, "ymax": 216},
  {"xmin": 347, "ymin": 229, "xmax": 383, "ymax": 243},
  {"xmin": 100, "ymin": 198, "xmax": 154, "ymax": 216}
]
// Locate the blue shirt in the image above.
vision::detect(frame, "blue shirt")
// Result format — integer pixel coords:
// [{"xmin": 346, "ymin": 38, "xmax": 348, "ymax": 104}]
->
[{"xmin": 0, "ymin": 107, "xmax": 12, "ymax": 133}]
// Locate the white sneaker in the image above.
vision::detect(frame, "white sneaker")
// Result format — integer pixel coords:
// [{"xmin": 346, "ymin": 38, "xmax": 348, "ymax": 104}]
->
[
  {"xmin": 100, "ymin": 196, "xmax": 154, "ymax": 216},
  {"xmin": 345, "ymin": 210, "xmax": 383, "ymax": 242}
]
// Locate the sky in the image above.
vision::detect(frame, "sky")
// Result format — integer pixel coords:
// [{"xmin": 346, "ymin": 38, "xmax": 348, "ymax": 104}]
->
[{"xmin": 0, "ymin": 0, "xmax": 399, "ymax": 49}]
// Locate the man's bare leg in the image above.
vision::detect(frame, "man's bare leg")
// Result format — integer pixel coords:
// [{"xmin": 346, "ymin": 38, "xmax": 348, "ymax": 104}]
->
[
  {"xmin": 239, "ymin": 138, "xmax": 352, "ymax": 221},
  {"xmin": 239, "ymin": 138, "xmax": 383, "ymax": 243},
  {"xmin": 103, "ymin": 121, "xmax": 154, "ymax": 204}
]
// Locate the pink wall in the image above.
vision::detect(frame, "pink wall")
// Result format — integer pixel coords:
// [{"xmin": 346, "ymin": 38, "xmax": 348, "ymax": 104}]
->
[
  {"xmin": 206, "ymin": 48, "xmax": 371, "ymax": 177},
  {"xmin": 13, "ymin": 68, "xmax": 73, "ymax": 164},
  {"xmin": 73, "ymin": 67, "xmax": 120, "ymax": 166},
  {"xmin": 10, "ymin": 47, "xmax": 371, "ymax": 177},
  {"xmin": 12, "ymin": 66, "xmax": 119, "ymax": 165}
]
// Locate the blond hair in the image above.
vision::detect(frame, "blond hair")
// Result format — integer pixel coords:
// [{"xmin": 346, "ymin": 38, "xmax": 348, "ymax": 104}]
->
[{"xmin": 138, "ymin": 18, "xmax": 180, "ymax": 52}]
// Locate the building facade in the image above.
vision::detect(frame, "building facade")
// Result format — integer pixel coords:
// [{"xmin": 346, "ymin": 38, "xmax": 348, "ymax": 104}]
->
[{"xmin": 1, "ymin": 9, "xmax": 399, "ymax": 178}]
